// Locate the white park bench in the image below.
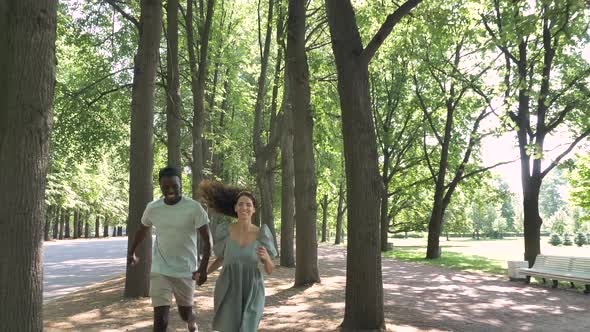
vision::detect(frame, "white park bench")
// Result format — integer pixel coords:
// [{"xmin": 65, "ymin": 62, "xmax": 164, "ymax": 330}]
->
[{"xmin": 519, "ymin": 255, "xmax": 590, "ymax": 294}]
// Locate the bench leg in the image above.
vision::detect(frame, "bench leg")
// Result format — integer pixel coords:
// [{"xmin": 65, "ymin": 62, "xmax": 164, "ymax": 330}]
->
[
  {"xmin": 585, "ymin": 285, "xmax": 590, "ymax": 294},
  {"xmin": 552, "ymin": 280, "xmax": 558, "ymax": 288},
  {"xmin": 542, "ymin": 278, "xmax": 546, "ymax": 284},
  {"xmin": 570, "ymin": 282, "xmax": 575, "ymax": 289},
  {"xmin": 525, "ymin": 276, "xmax": 531, "ymax": 284}
]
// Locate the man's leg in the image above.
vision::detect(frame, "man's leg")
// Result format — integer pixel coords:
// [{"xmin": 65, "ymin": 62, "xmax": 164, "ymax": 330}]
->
[
  {"xmin": 171, "ymin": 277, "xmax": 197, "ymax": 332},
  {"xmin": 178, "ymin": 306, "xmax": 197, "ymax": 332},
  {"xmin": 150, "ymin": 273, "xmax": 173, "ymax": 332},
  {"xmin": 154, "ymin": 306, "xmax": 171, "ymax": 332}
]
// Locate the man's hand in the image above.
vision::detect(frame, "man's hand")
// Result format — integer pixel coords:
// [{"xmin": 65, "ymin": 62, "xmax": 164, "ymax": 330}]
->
[
  {"xmin": 192, "ymin": 270, "xmax": 208, "ymax": 286},
  {"xmin": 127, "ymin": 252, "xmax": 139, "ymax": 266}
]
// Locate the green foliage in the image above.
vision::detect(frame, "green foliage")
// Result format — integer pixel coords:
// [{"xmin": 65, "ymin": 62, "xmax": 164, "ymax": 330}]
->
[
  {"xmin": 566, "ymin": 153, "xmax": 590, "ymax": 214},
  {"xmin": 574, "ymin": 232, "xmax": 587, "ymax": 247},
  {"xmin": 562, "ymin": 233, "xmax": 573, "ymax": 246},
  {"xmin": 539, "ymin": 170, "xmax": 567, "ymax": 220},
  {"xmin": 547, "ymin": 208, "xmax": 572, "ymax": 235},
  {"xmin": 549, "ymin": 233, "xmax": 562, "ymax": 246}
]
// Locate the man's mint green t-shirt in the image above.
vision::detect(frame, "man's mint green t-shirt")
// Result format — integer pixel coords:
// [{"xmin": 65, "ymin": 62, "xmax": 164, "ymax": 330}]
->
[{"xmin": 141, "ymin": 197, "xmax": 209, "ymax": 278}]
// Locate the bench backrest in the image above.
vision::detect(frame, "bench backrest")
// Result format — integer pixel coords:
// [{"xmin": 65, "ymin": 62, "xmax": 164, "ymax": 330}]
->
[
  {"xmin": 533, "ymin": 255, "xmax": 590, "ymax": 275},
  {"xmin": 570, "ymin": 257, "xmax": 590, "ymax": 275},
  {"xmin": 542, "ymin": 256, "xmax": 572, "ymax": 270}
]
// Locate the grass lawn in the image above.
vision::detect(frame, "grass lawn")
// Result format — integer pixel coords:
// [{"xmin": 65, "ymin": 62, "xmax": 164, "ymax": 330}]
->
[
  {"xmin": 383, "ymin": 246, "xmax": 506, "ymax": 275},
  {"xmin": 383, "ymin": 237, "xmax": 590, "ymax": 290}
]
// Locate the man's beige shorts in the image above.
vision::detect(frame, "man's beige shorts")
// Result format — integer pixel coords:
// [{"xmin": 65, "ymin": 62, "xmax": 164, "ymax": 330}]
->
[{"xmin": 150, "ymin": 272, "xmax": 195, "ymax": 307}]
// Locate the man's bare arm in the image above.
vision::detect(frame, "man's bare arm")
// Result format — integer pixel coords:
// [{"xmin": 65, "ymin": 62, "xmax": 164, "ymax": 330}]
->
[{"xmin": 127, "ymin": 224, "xmax": 151, "ymax": 265}]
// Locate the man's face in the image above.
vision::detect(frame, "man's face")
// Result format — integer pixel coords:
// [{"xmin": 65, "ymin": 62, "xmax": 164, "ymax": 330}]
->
[{"xmin": 160, "ymin": 176, "xmax": 181, "ymax": 203}]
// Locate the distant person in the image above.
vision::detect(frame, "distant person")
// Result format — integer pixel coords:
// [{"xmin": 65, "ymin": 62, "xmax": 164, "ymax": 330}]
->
[
  {"xmin": 127, "ymin": 166, "xmax": 212, "ymax": 332},
  {"xmin": 199, "ymin": 180, "xmax": 277, "ymax": 332}
]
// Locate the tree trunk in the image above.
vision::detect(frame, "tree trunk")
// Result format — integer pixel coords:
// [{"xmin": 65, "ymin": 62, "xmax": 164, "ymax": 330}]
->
[
  {"xmin": 188, "ymin": 0, "xmax": 215, "ymax": 197},
  {"xmin": 103, "ymin": 218, "xmax": 109, "ymax": 237},
  {"xmin": 280, "ymin": 75, "xmax": 295, "ymax": 268},
  {"xmin": 64, "ymin": 209, "xmax": 71, "ymax": 239},
  {"xmin": 77, "ymin": 211, "xmax": 84, "ymax": 239},
  {"xmin": 113, "ymin": 226, "xmax": 117, "ymax": 237},
  {"xmin": 321, "ymin": 195, "xmax": 328, "ymax": 242},
  {"xmin": 0, "ymin": 0, "xmax": 57, "ymax": 329},
  {"xmin": 380, "ymin": 153, "xmax": 390, "ymax": 252},
  {"xmin": 252, "ymin": 0, "xmax": 280, "ymax": 245},
  {"xmin": 165, "ymin": 0, "xmax": 182, "ymax": 168},
  {"xmin": 44, "ymin": 206, "xmax": 53, "ymax": 241},
  {"xmin": 118, "ymin": 226, "xmax": 123, "ymax": 236},
  {"xmin": 324, "ymin": 0, "xmax": 427, "ymax": 327},
  {"xmin": 52, "ymin": 208, "xmax": 60, "ymax": 240},
  {"xmin": 288, "ymin": 0, "xmax": 320, "ymax": 286},
  {"xmin": 523, "ymin": 176, "xmax": 542, "ymax": 266},
  {"xmin": 72, "ymin": 209, "xmax": 78, "ymax": 239},
  {"xmin": 124, "ymin": 0, "xmax": 162, "ymax": 298},
  {"xmin": 335, "ymin": 180, "xmax": 345, "ymax": 245},
  {"xmin": 84, "ymin": 219, "xmax": 89, "ymax": 238},
  {"xmin": 58, "ymin": 208, "xmax": 65, "ymax": 240},
  {"xmin": 426, "ymin": 190, "xmax": 445, "ymax": 259},
  {"xmin": 95, "ymin": 215, "xmax": 100, "ymax": 238}
]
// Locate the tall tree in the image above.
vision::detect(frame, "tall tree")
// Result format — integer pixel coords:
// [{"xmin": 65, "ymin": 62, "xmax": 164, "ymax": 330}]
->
[
  {"xmin": 186, "ymin": 0, "xmax": 216, "ymax": 197},
  {"xmin": 123, "ymin": 0, "xmax": 162, "ymax": 297},
  {"xmin": 280, "ymin": 64, "xmax": 296, "ymax": 268},
  {"xmin": 0, "ymin": 0, "xmax": 57, "ymax": 330},
  {"xmin": 287, "ymin": 0, "xmax": 320, "ymax": 286},
  {"xmin": 165, "ymin": 0, "xmax": 182, "ymax": 168},
  {"xmin": 252, "ymin": 0, "xmax": 281, "ymax": 240},
  {"xmin": 324, "ymin": 0, "xmax": 422, "ymax": 329},
  {"xmin": 483, "ymin": 0, "xmax": 590, "ymax": 265}
]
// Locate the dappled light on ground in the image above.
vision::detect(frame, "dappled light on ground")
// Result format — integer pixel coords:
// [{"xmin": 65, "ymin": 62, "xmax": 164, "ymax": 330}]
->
[{"xmin": 44, "ymin": 244, "xmax": 590, "ymax": 331}]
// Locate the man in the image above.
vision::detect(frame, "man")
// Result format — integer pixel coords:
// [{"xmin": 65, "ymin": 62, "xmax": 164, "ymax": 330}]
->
[{"xmin": 128, "ymin": 166, "xmax": 212, "ymax": 332}]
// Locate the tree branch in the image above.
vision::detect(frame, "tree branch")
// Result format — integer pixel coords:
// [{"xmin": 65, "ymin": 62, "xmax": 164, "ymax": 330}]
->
[
  {"xmin": 361, "ymin": 0, "xmax": 422, "ymax": 64},
  {"xmin": 104, "ymin": 0, "xmax": 140, "ymax": 30},
  {"xmin": 541, "ymin": 128, "xmax": 590, "ymax": 178}
]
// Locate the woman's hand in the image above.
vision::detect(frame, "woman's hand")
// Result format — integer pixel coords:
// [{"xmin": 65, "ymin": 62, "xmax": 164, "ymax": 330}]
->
[
  {"xmin": 256, "ymin": 246, "xmax": 271, "ymax": 263},
  {"xmin": 256, "ymin": 246, "xmax": 274, "ymax": 275}
]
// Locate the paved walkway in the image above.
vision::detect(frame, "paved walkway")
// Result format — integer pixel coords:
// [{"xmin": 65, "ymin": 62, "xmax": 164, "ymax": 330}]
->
[
  {"xmin": 43, "ymin": 237, "xmax": 127, "ymax": 301},
  {"xmin": 44, "ymin": 244, "xmax": 590, "ymax": 331}
]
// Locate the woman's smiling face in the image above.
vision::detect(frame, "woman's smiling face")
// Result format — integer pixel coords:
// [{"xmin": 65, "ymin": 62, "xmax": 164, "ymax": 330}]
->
[{"xmin": 235, "ymin": 195, "xmax": 255, "ymax": 220}]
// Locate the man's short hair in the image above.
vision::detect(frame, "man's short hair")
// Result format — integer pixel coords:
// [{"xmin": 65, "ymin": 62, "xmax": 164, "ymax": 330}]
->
[{"xmin": 158, "ymin": 166, "xmax": 182, "ymax": 181}]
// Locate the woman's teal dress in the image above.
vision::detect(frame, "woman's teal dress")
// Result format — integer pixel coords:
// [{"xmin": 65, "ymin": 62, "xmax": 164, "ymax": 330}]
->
[{"xmin": 212, "ymin": 223, "xmax": 277, "ymax": 332}]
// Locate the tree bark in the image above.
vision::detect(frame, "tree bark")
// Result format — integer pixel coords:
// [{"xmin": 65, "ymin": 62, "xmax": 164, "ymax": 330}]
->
[
  {"xmin": 321, "ymin": 195, "xmax": 328, "ymax": 242},
  {"xmin": 252, "ymin": 0, "xmax": 280, "ymax": 244},
  {"xmin": 188, "ymin": 0, "xmax": 215, "ymax": 197},
  {"xmin": 103, "ymin": 217, "xmax": 110, "ymax": 237},
  {"xmin": 53, "ymin": 208, "xmax": 60, "ymax": 239},
  {"xmin": 124, "ymin": 0, "xmax": 162, "ymax": 298},
  {"xmin": 335, "ymin": 180, "xmax": 345, "ymax": 245},
  {"xmin": 64, "ymin": 209, "xmax": 71, "ymax": 238},
  {"xmin": 95, "ymin": 215, "xmax": 100, "ymax": 238},
  {"xmin": 59, "ymin": 207, "xmax": 65, "ymax": 240},
  {"xmin": 84, "ymin": 219, "xmax": 89, "ymax": 238},
  {"xmin": 165, "ymin": 0, "xmax": 182, "ymax": 168},
  {"xmin": 324, "ymin": 0, "xmax": 422, "ymax": 329},
  {"xmin": 72, "ymin": 209, "xmax": 78, "ymax": 239},
  {"xmin": 280, "ymin": 74, "xmax": 296, "ymax": 268},
  {"xmin": 0, "ymin": 2, "xmax": 57, "ymax": 329},
  {"xmin": 44, "ymin": 206, "xmax": 53, "ymax": 241},
  {"xmin": 379, "ymin": 153, "xmax": 390, "ymax": 252},
  {"xmin": 288, "ymin": 0, "xmax": 320, "ymax": 286}
]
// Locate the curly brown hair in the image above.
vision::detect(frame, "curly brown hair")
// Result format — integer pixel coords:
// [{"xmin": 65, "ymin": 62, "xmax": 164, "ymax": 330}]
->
[{"xmin": 198, "ymin": 180, "xmax": 256, "ymax": 218}]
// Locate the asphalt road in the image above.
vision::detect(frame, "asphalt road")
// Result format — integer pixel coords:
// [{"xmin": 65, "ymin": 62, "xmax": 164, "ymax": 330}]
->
[{"xmin": 43, "ymin": 237, "xmax": 128, "ymax": 302}]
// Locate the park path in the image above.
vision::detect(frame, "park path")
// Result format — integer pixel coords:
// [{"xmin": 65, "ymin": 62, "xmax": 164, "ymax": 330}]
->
[
  {"xmin": 44, "ymin": 244, "xmax": 590, "ymax": 331},
  {"xmin": 43, "ymin": 237, "xmax": 127, "ymax": 302}
]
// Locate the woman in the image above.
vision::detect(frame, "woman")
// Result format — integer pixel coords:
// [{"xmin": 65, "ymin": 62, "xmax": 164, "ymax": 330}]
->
[{"xmin": 199, "ymin": 180, "xmax": 277, "ymax": 332}]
